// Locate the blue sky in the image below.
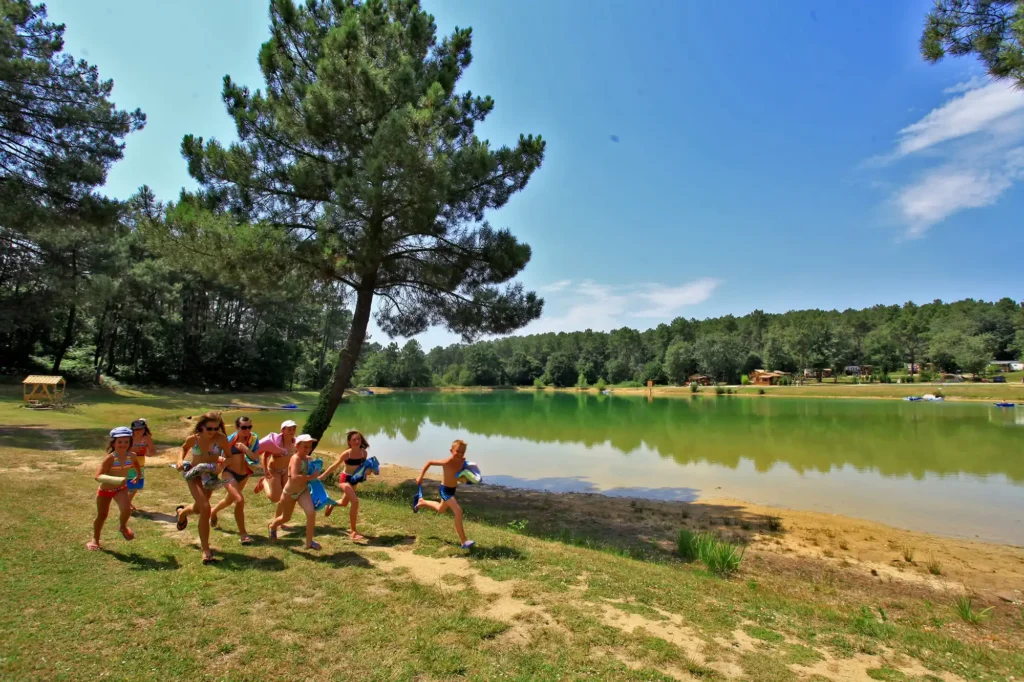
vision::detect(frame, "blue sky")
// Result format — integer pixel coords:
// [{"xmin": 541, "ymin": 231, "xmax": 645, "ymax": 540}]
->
[{"xmin": 47, "ymin": 0, "xmax": 1024, "ymax": 349}]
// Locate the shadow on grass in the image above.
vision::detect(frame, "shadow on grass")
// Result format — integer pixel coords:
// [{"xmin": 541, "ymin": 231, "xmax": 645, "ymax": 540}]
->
[
  {"xmin": 365, "ymin": 534, "xmax": 416, "ymax": 547},
  {"xmin": 134, "ymin": 510, "xmax": 179, "ymax": 525},
  {"xmin": 208, "ymin": 550, "xmax": 286, "ymax": 572},
  {"xmin": 103, "ymin": 550, "xmax": 181, "ymax": 571},
  {"xmin": 465, "ymin": 545, "xmax": 527, "ymax": 561},
  {"xmin": 369, "ymin": 479, "xmax": 786, "ymax": 565},
  {"xmin": 286, "ymin": 549, "xmax": 373, "ymax": 568}
]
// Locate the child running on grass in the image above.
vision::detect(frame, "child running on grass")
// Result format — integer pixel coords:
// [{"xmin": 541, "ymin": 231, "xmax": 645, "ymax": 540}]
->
[
  {"xmin": 269, "ymin": 434, "xmax": 323, "ymax": 550},
  {"xmin": 88, "ymin": 426, "xmax": 143, "ymax": 551},
  {"xmin": 412, "ymin": 439, "xmax": 475, "ymax": 549}
]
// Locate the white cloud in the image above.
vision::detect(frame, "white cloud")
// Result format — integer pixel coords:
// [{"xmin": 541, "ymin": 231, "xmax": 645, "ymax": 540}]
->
[
  {"xmin": 524, "ymin": 278, "xmax": 721, "ymax": 334},
  {"xmin": 539, "ymin": 279, "xmax": 572, "ymax": 292},
  {"xmin": 897, "ymin": 168, "xmax": 1013, "ymax": 238},
  {"xmin": 878, "ymin": 76, "xmax": 1024, "ymax": 237},
  {"xmin": 942, "ymin": 74, "xmax": 990, "ymax": 95},
  {"xmin": 896, "ymin": 79, "xmax": 1024, "ymax": 156}
]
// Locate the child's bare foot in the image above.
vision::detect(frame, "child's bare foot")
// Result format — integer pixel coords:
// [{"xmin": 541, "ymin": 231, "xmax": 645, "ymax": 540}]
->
[
  {"xmin": 202, "ymin": 550, "xmax": 214, "ymax": 565},
  {"xmin": 210, "ymin": 513, "xmax": 218, "ymax": 528},
  {"xmin": 349, "ymin": 531, "xmax": 365, "ymax": 541},
  {"xmin": 86, "ymin": 541, "xmax": 101, "ymax": 551},
  {"xmin": 119, "ymin": 526, "xmax": 135, "ymax": 541},
  {"xmin": 254, "ymin": 477, "xmax": 265, "ymax": 494}
]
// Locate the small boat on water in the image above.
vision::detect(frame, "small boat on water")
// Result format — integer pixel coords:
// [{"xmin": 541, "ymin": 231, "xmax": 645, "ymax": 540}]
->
[
  {"xmin": 922, "ymin": 394, "xmax": 944, "ymax": 402},
  {"xmin": 904, "ymin": 396, "xmax": 923, "ymax": 402},
  {"xmin": 994, "ymin": 402, "xmax": 1016, "ymax": 408}
]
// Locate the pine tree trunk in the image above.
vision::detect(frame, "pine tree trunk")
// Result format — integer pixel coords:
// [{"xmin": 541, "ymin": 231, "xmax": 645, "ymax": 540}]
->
[
  {"xmin": 303, "ymin": 280, "xmax": 375, "ymax": 443},
  {"xmin": 51, "ymin": 303, "xmax": 77, "ymax": 373}
]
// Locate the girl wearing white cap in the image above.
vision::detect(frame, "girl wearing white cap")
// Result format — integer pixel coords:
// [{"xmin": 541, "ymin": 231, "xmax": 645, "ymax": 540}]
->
[
  {"xmin": 254, "ymin": 419, "xmax": 297, "ymax": 505},
  {"xmin": 268, "ymin": 434, "xmax": 322, "ymax": 550},
  {"xmin": 88, "ymin": 426, "xmax": 142, "ymax": 550}
]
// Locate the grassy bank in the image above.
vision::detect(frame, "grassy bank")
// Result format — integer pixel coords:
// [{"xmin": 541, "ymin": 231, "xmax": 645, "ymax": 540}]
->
[{"xmin": 1, "ymin": 387, "xmax": 1022, "ymax": 681}]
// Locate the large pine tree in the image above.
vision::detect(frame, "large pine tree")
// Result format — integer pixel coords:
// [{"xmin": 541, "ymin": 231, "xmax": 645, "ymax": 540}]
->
[
  {"xmin": 0, "ymin": 0, "xmax": 145, "ymax": 212},
  {"xmin": 182, "ymin": 0, "xmax": 546, "ymax": 438}
]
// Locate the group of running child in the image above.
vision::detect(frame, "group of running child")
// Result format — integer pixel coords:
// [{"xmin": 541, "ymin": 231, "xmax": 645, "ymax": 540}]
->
[{"xmin": 89, "ymin": 411, "xmax": 476, "ymax": 564}]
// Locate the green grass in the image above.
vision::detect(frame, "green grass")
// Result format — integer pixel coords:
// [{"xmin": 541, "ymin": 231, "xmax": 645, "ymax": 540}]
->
[
  {"xmin": 677, "ymin": 529, "xmax": 745, "ymax": 577},
  {"xmin": 1, "ymin": 385, "xmax": 1023, "ymax": 681},
  {"xmin": 953, "ymin": 596, "xmax": 993, "ymax": 625}
]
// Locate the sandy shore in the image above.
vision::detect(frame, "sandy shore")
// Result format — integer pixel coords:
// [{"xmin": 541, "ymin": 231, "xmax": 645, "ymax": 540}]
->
[{"xmin": 373, "ymin": 462, "xmax": 1024, "ymax": 600}]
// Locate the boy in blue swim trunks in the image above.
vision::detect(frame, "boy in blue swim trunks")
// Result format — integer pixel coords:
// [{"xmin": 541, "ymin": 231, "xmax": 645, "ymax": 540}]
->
[{"xmin": 413, "ymin": 439, "xmax": 474, "ymax": 549}]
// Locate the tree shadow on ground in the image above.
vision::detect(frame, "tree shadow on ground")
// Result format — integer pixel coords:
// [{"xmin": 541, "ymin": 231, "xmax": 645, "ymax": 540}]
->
[
  {"xmin": 373, "ymin": 479, "xmax": 787, "ymax": 563},
  {"xmin": 0, "ymin": 425, "xmax": 110, "ymax": 451},
  {"xmin": 103, "ymin": 549, "xmax": 181, "ymax": 571}
]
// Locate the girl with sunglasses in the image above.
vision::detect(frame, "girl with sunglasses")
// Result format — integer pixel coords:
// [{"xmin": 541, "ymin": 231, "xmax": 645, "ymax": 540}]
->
[
  {"xmin": 174, "ymin": 411, "xmax": 230, "ymax": 564},
  {"xmin": 209, "ymin": 415, "xmax": 259, "ymax": 545},
  {"xmin": 126, "ymin": 418, "xmax": 153, "ymax": 513}
]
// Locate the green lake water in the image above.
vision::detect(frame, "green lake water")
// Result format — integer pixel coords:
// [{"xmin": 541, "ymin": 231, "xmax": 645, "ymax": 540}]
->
[{"xmin": 255, "ymin": 392, "xmax": 1024, "ymax": 545}]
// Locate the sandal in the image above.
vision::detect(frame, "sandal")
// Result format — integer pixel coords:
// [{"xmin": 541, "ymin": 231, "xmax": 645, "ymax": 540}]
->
[
  {"xmin": 268, "ymin": 523, "xmax": 278, "ymax": 541},
  {"xmin": 460, "ymin": 540, "xmax": 476, "ymax": 550},
  {"xmin": 202, "ymin": 552, "xmax": 215, "ymax": 565},
  {"xmin": 210, "ymin": 513, "xmax": 218, "ymax": 528},
  {"xmin": 86, "ymin": 541, "xmax": 101, "ymax": 551},
  {"xmin": 305, "ymin": 541, "xmax": 321, "ymax": 551},
  {"xmin": 324, "ymin": 504, "xmax": 334, "ymax": 518},
  {"xmin": 239, "ymin": 535, "xmax": 254, "ymax": 545},
  {"xmin": 175, "ymin": 505, "xmax": 187, "ymax": 531},
  {"xmin": 119, "ymin": 526, "xmax": 136, "ymax": 541}
]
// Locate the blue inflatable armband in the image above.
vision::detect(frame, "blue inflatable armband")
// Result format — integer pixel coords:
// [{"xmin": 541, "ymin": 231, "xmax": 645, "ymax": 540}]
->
[
  {"xmin": 348, "ymin": 456, "xmax": 380, "ymax": 484},
  {"xmin": 457, "ymin": 461, "xmax": 482, "ymax": 485},
  {"xmin": 307, "ymin": 479, "xmax": 337, "ymax": 511}
]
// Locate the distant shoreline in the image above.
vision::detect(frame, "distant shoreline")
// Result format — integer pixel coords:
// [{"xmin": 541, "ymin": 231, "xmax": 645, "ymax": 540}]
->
[{"xmin": 363, "ymin": 383, "xmax": 1024, "ymax": 403}]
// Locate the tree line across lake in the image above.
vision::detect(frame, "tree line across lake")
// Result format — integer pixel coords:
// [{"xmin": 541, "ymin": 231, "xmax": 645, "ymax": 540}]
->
[
  {"xmin": 1, "ymin": 1, "xmax": 1021, "ymax": 435},
  {"xmin": 356, "ymin": 298, "xmax": 1024, "ymax": 389}
]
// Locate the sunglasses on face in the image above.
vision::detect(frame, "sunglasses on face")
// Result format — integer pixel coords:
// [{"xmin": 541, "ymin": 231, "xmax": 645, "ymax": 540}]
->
[
  {"xmin": 238, "ymin": 425, "xmax": 252, "ymax": 430},
  {"xmin": 198, "ymin": 425, "xmax": 220, "ymax": 432}
]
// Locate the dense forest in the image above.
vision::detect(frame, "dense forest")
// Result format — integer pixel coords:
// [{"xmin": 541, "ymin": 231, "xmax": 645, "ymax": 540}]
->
[{"xmin": 356, "ymin": 298, "xmax": 1024, "ymax": 388}]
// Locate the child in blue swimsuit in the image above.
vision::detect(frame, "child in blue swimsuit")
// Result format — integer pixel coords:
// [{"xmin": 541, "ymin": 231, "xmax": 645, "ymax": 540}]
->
[{"xmin": 412, "ymin": 439, "xmax": 475, "ymax": 549}]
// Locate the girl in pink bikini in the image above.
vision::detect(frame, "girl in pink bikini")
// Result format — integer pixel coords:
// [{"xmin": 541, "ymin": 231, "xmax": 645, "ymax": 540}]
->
[
  {"xmin": 88, "ymin": 426, "xmax": 142, "ymax": 551},
  {"xmin": 254, "ymin": 419, "xmax": 297, "ymax": 504}
]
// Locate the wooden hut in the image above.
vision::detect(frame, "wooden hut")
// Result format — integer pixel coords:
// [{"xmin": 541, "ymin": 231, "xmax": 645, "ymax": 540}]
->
[{"xmin": 22, "ymin": 375, "xmax": 66, "ymax": 405}]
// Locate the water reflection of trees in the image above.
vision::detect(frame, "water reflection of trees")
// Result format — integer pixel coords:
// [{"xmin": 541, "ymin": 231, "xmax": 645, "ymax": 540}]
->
[{"xmin": 327, "ymin": 393, "xmax": 1024, "ymax": 482}]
